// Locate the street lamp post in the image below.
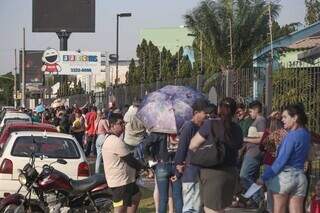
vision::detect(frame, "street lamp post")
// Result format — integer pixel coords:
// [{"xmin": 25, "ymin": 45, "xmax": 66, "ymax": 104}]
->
[{"xmin": 116, "ymin": 12, "xmax": 132, "ymax": 86}]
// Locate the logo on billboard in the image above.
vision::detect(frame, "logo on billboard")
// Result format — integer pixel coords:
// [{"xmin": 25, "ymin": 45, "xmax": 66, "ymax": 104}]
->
[
  {"xmin": 41, "ymin": 50, "xmax": 102, "ymax": 75},
  {"xmin": 41, "ymin": 48, "xmax": 62, "ymax": 74}
]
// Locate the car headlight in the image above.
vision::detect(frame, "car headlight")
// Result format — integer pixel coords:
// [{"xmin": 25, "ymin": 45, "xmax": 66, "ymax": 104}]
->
[{"xmin": 18, "ymin": 173, "xmax": 27, "ymax": 185}]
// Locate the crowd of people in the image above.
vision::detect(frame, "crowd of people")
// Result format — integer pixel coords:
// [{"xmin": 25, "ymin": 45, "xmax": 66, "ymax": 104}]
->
[{"xmin": 17, "ymin": 97, "xmax": 317, "ymax": 213}]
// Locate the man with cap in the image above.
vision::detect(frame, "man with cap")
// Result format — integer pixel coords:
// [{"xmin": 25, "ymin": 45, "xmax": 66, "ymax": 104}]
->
[{"xmin": 174, "ymin": 98, "xmax": 215, "ymax": 213}]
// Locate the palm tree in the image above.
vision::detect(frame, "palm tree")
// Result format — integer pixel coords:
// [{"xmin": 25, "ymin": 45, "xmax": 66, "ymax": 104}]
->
[{"xmin": 185, "ymin": 0, "xmax": 280, "ymax": 90}]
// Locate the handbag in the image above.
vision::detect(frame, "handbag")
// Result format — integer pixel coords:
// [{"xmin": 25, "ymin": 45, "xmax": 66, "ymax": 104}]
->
[{"xmin": 190, "ymin": 120, "xmax": 226, "ymax": 168}]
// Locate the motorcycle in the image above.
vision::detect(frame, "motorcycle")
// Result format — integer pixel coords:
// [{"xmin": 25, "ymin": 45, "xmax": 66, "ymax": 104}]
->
[{"xmin": 0, "ymin": 152, "xmax": 112, "ymax": 213}]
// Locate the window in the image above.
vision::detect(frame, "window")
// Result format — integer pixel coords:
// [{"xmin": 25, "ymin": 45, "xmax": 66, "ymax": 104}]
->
[
  {"xmin": 4, "ymin": 118, "xmax": 30, "ymax": 125},
  {"xmin": 0, "ymin": 135, "xmax": 11, "ymax": 157},
  {"xmin": 11, "ymin": 136, "xmax": 80, "ymax": 159}
]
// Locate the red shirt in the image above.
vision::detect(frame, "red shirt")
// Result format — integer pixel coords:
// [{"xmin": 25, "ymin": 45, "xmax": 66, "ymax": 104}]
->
[
  {"xmin": 86, "ymin": 112, "xmax": 97, "ymax": 136},
  {"xmin": 311, "ymin": 195, "xmax": 320, "ymax": 213},
  {"xmin": 45, "ymin": 64, "xmax": 59, "ymax": 73}
]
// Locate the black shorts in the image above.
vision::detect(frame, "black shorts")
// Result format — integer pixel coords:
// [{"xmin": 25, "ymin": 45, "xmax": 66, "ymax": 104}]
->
[{"xmin": 111, "ymin": 182, "xmax": 140, "ymax": 208}]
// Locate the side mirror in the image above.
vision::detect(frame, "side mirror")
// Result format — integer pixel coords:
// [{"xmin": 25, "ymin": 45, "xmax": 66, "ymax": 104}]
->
[{"xmin": 57, "ymin": 159, "xmax": 67, "ymax": 165}]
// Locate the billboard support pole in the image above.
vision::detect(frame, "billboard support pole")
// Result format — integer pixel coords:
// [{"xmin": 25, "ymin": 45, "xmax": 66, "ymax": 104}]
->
[
  {"xmin": 56, "ymin": 30, "xmax": 71, "ymax": 97},
  {"xmin": 57, "ymin": 30, "xmax": 71, "ymax": 51},
  {"xmin": 14, "ymin": 49, "xmax": 17, "ymax": 108},
  {"xmin": 21, "ymin": 28, "xmax": 26, "ymax": 108}
]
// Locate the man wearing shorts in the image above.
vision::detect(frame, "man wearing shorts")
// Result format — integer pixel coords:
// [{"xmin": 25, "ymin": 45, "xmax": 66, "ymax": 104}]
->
[{"xmin": 102, "ymin": 113, "xmax": 147, "ymax": 213}]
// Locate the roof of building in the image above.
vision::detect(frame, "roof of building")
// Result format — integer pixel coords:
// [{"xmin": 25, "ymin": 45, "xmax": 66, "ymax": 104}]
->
[
  {"xmin": 140, "ymin": 27, "xmax": 194, "ymax": 53},
  {"xmin": 254, "ymin": 21, "xmax": 320, "ymax": 60},
  {"xmin": 288, "ymin": 36, "xmax": 320, "ymax": 49}
]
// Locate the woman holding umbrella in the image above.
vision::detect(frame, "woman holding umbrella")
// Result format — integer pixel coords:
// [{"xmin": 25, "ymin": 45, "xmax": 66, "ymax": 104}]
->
[{"xmin": 138, "ymin": 85, "xmax": 210, "ymax": 213}]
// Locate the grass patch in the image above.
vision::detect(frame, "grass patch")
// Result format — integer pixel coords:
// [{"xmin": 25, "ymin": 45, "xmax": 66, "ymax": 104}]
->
[{"xmin": 139, "ymin": 187, "xmax": 155, "ymax": 213}]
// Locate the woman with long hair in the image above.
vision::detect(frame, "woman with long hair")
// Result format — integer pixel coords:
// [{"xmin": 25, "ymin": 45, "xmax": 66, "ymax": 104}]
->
[
  {"xmin": 189, "ymin": 97, "xmax": 243, "ymax": 213},
  {"xmin": 257, "ymin": 103, "xmax": 311, "ymax": 213}
]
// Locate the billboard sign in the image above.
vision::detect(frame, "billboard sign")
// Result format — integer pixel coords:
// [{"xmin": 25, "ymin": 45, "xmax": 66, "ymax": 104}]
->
[
  {"xmin": 32, "ymin": 0, "xmax": 95, "ymax": 32},
  {"xmin": 19, "ymin": 50, "xmax": 44, "ymax": 92},
  {"xmin": 41, "ymin": 49, "xmax": 102, "ymax": 75}
]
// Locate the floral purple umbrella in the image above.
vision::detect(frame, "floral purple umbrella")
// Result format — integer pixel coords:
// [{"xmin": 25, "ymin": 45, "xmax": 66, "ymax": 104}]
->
[{"xmin": 136, "ymin": 85, "xmax": 206, "ymax": 134}]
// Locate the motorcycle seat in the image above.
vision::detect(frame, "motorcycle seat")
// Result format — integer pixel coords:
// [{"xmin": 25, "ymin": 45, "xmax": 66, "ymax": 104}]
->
[{"xmin": 70, "ymin": 174, "xmax": 106, "ymax": 194}]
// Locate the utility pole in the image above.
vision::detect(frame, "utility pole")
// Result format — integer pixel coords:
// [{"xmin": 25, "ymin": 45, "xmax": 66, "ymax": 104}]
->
[
  {"xmin": 156, "ymin": 48, "xmax": 162, "ymax": 89},
  {"xmin": 265, "ymin": 1, "xmax": 273, "ymax": 115},
  {"xmin": 226, "ymin": 18, "xmax": 233, "ymax": 97},
  {"xmin": 104, "ymin": 52, "xmax": 110, "ymax": 90},
  {"xmin": 14, "ymin": 49, "xmax": 17, "ymax": 108},
  {"xmin": 21, "ymin": 28, "xmax": 25, "ymax": 108},
  {"xmin": 229, "ymin": 18, "xmax": 234, "ymax": 67},
  {"xmin": 197, "ymin": 33, "xmax": 204, "ymax": 91}
]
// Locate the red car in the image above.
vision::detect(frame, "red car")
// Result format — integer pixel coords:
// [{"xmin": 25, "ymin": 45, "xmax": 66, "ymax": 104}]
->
[{"xmin": 0, "ymin": 122, "xmax": 57, "ymax": 147}]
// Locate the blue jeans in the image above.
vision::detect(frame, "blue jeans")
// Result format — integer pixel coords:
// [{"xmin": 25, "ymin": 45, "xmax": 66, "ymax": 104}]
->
[
  {"xmin": 85, "ymin": 135, "xmax": 96, "ymax": 157},
  {"xmin": 182, "ymin": 182, "xmax": 201, "ymax": 213},
  {"xmin": 155, "ymin": 162, "xmax": 183, "ymax": 213},
  {"xmin": 240, "ymin": 154, "xmax": 263, "ymax": 204},
  {"xmin": 95, "ymin": 134, "xmax": 105, "ymax": 173}
]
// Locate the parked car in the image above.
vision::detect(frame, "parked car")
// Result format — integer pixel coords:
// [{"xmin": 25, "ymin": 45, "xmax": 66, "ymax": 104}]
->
[
  {"xmin": 0, "ymin": 112, "xmax": 31, "ymax": 132},
  {"xmin": 0, "ymin": 122, "xmax": 57, "ymax": 149},
  {"xmin": 0, "ymin": 106, "xmax": 15, "ymax": 112},
  {"xmin": 0, "ymin": 131, "xmax": 90, "ymax": 198}
]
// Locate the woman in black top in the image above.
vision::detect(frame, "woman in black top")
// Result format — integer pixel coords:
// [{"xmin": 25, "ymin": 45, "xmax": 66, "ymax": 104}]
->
[{"xmin": 190, "ymin": 97, "xmax": 243, "ymax": 212}]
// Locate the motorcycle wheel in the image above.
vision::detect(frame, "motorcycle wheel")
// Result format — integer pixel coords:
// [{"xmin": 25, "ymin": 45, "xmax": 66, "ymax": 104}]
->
[
  {"xmin": 88, "ymin": 193, "xmax": 113, "ymax": 213},
  {"xmin": 1, "ymin": 204, "xmax": 18, "ymax": 213}
]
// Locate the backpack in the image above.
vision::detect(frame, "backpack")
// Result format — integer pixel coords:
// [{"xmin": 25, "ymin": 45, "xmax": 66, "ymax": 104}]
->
[{"xmin": 190, "ymin": 120, "xmax": 226, "ymax": 168}]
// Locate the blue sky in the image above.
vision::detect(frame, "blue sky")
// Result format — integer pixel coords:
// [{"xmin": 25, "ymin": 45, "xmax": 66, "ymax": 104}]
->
[{"xmin": 0, "ymin": 0, "xmax": 306, "ymax": 74}]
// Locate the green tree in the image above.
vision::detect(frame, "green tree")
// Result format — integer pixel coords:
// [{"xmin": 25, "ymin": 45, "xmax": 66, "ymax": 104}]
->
[
  {"xmin": 272, "ymin": 22, "xmax": 300, "ymax": 39},
  {"xmin": 160, "ymin": 47, "xmax": 175, "ymax": 81},
  {"xmin": 305, "ymin": 0, "xmax": 320, "ymax": 25},
  {"xmin": 75, "ymin": 80, "xmax": 85, "ymax": 94},
  {"xmin": 96, "ymin": 81, "xmax": 106, "ymax": 90},
  {"xmin": 185, "ymin": 0, "xmax": 280, "ymax": 90},
  {"xmin": 128, "ymin": 39, "xmax": 194, "ymax": 85},
  {"xmin": 272, "ymin": 68, "xmax": 320, "ymax": 132},
  {"xmin": 127, "ymin": 59, "xmax": 139, "ymax": 85},
  {"xmin": 0, "ymin": 73, "xmax": 14, "ymax": 106}
]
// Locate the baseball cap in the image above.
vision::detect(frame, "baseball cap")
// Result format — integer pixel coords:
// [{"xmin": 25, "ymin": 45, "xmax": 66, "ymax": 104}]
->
[{"xmin": 192, "ymin": 99, "xmax": 215, "ymax": 114}]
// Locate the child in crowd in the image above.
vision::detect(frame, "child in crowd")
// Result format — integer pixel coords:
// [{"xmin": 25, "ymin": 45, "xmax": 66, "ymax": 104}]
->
[{"xmin": 309, "ymin": 180, "xmax": 320, "ymax": 213}]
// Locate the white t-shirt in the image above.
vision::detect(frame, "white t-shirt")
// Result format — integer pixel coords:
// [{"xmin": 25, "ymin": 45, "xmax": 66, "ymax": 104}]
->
[{"xmin": 102, "ymin": 135, "xmax": 136, "ymax": 188}]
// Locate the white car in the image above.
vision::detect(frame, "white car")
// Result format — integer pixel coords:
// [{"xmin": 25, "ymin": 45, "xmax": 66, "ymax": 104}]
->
[
  {"xmin": 0, "ymin": 112, "xmax": 31, "ymax": 132},
  {"xmin": 0, "ymin": 131, "xmax": 89, "ymax": 198}
]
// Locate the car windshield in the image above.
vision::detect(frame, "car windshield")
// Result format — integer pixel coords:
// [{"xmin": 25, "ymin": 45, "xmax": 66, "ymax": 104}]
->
[
  {"xmin": 11, "ymin": 136, "xmax": 80, "ymax": 159},
  {"xmin": 4, "ymin": 118, "xmax": 30, "ymax": 125}
]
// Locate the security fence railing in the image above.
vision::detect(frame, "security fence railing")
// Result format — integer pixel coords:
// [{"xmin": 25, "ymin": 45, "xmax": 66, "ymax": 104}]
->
[{"xmin": 42, "ymin": 62, "xmax": 320, "ymax": 200}]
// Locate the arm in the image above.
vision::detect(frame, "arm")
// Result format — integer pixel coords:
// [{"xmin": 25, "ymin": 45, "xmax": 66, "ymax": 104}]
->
[
  {"xmin": 261, "ymin": 133, "xmax": 295, "ymax": 182},
  {"xmin": 244, "ymin": 132, "xmax": 264, "ymax": 144},
  {"xmin": 175, "ymin": 124, "xmax": 193, "ymax": 164},
  {"xmin": 189, "ymin": 132, "xmax": 206, "ymax": 152},
  {"xmin": 102, "ymin": 119, "xmax": 109, "ymax": 132},
  {"xmin": 141, "ymin": 133, "xmax": 158, "ymax": 157},
  {"xmin": 174, "ymin": 124, "xmax": 193, "ymax": 177},
  {"xmin": 121, "ymin": 153, "xmax": 148, "ymax": 171}
]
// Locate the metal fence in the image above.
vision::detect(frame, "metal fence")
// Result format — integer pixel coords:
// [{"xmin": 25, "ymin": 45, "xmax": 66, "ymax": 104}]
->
[
  {"xmin": 45, "ymin": 63, "xmax": 319, "ymax": 133},
  {"xmin": 43, "ymin": 62, "xmax": 320, "ymax": 199}
]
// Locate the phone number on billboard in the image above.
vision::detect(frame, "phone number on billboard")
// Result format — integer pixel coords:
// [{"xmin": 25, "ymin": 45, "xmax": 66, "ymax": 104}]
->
[{"xmin": 70, "ymin": 68, "xmax": 92, "ymax": 73}]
